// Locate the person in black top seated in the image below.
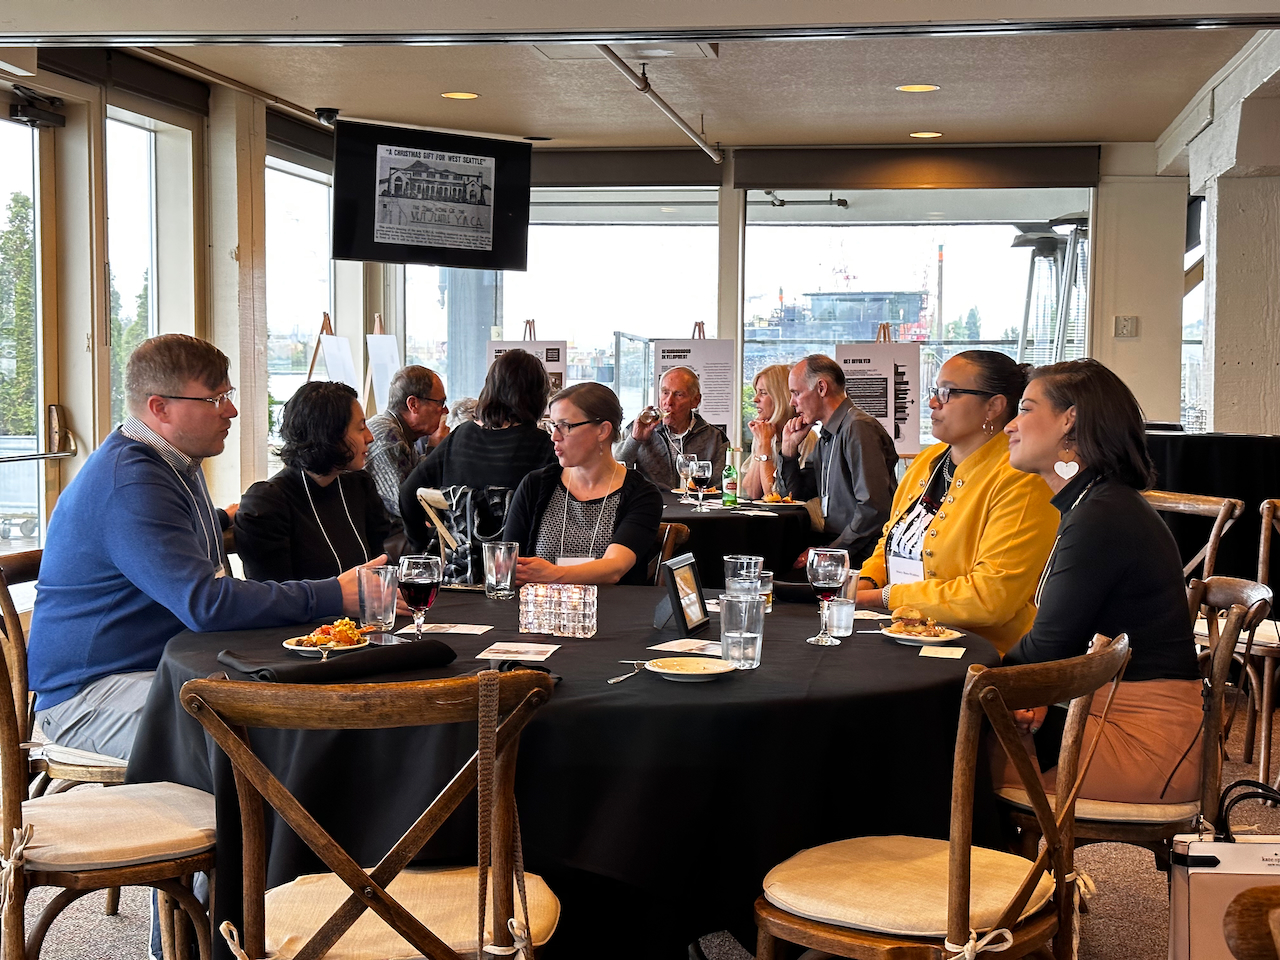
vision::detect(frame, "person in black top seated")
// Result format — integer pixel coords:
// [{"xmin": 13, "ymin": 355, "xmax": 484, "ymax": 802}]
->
[
  {"xmin": 999, "ymin": 358, "xmax": 1201, "ymax": 803},
  {"xmin": 236, "ymin": 381, "xmax": 391, "ymax": 581},
  {"xmin": 398, "ymin": 348, "xmax": 557, "ymax": 554},
  {"xmin": 505, "ymin": 382, "xmax": 663, "ymax": 586}
]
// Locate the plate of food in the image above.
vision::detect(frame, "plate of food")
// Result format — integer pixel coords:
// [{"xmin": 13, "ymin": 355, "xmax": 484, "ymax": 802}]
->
[
  {"xmin": 880, "ymin": 606, "xmax": 964, "ymax": 646},
  {"xmin": 671, "ymin": 487, "xmax": 718, "ymax": 495},
  {"xmin": 283, "ymin": 618, "xmax": 372, "ymax": 656},
  {"xmin": 754, "ymin": 494, "xmax": 798, "ymax": 505},
  {"xmin": 645, "ymin": 657, "xmax": 736, "ymax": 682}
]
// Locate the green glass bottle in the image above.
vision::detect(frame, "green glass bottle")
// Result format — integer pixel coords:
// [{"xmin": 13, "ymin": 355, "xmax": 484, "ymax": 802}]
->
[{"xmin": 722, "ymin": 453, "xmax": 739, "ymax": 507}]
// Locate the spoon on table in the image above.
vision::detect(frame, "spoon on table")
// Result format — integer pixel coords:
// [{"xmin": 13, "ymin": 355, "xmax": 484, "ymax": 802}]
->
[{"xmin": 607, "ymin": 661, "xmax": 649, "ymax": 684}]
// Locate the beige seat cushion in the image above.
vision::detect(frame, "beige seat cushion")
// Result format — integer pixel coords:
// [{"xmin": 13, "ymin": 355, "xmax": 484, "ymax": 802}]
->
[
  {"xmin": 22, "ymin": 782, "xmax": 215, "ymax": 872},
  {"xmin": 40, "ymin": 743, "xmax": 127, "ymax": 767},
  {"xmin": 264, "ymin": 866, "xmax": 560, "ymax": 960},
  {"xmin": 997, "ymin": 786, "xmax": 1200, "ymax": 825},
  {"xmin": 762, "ymin": 835, "xmax": 1054, "ymax": 938}
]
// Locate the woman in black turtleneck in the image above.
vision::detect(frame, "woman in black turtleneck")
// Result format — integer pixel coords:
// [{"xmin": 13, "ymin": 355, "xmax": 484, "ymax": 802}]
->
[
  {"xmin": 236, "ymin": 381, "xmax": 390, "ymax": 582},
  {"xmin": 1000, "ymin": 358, "xmax": 1200, "ymax": 804}
]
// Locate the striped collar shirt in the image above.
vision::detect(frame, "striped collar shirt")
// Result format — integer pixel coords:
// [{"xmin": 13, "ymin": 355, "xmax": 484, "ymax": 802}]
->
[{"xmin": 120, "ymin": 416, "xmax": 203, "ymax": 477}]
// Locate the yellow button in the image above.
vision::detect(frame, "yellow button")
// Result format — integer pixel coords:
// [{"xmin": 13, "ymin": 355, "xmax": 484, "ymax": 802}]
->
[
  {"xmin": 927, "ymin": 570, "xmax": 935, "ymax": 577},
  {"xmin": 947, "ymin": 495, "xmax": 955, "ymax": 504},
  {"xmin": 956, "ymin": 479, "xmax": 965, "ymax": 488},
  {"xmin": 938, "ymin": 511, "xmax": 947, "ymax": 520},
  {"xmin": 929, "ymin": 529, "xmax": 937, "ymax": 537},
  {"xmin": 925, "ymin": 549, "xmax": 933, "ymax": 557}
]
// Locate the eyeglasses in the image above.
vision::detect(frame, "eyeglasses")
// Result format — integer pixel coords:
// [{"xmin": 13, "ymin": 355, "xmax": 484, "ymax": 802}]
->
[
  {"xmin": 928, "ymin": 385, "xmax": 994, "ymax": 405},
  {"xmin": 157, "ymin": 388, "xmax": 237, "ymax": 409},
  {"xmin": 415, "ymin": 395, "xmax": 448, "ymax": 407},
  {"xmin": 544, "ymin": 418, "xmax": 602, "ymax": 437}
]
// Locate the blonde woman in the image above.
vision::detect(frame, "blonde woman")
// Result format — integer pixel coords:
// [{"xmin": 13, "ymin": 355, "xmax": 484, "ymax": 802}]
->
[{"xmin": 742, "ymin": 364, "xmax": 817, "ymax": 500}]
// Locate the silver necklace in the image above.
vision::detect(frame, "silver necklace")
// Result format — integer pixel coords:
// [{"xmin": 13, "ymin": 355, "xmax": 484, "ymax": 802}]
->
[{"xmin": 302, "ymin": 472, "xmax": 369, "ymax": 575}]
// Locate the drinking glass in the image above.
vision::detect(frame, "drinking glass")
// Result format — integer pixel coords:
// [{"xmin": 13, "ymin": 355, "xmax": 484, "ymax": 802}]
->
[
  {"xmin": 358, "ymin": 564, "xmax": 399, "ymax": 633},
  {"xmin": 398, "ymin": 555, "xmax": 443, "ymax": 642},
  {"xmin": 720, "ymin": 594, "xmax": 765, "ymax": 669},
  {"xmin": 725, "ymin": 577, "xmax": 761, "ymax": 598},
  {"xmin": 676, "ymin": 454, "xmax": 697, "ymax": 504},
  {"xmin": 806, "ymin": 548, "xmax": 850, "ymax": 645},
  {"xmin": 482, "ymin": 541, "xmax": 518, "ymax": 600},
  {"xmin": 691, "ymin": 460, "xmax": 713, "ymax": 513},
  {"xmin": 828, "ymin": 598, "xmax": 856, "ymax": 638},
  {"xmin": 724, "ymin": 555, "xmax": 764, "ymax": 582},
  {"xmin": 758, "ymin": 570, "xmax": 774, "ymax": 614}
]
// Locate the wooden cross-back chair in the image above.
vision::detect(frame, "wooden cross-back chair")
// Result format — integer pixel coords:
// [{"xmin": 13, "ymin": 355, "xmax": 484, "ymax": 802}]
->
[
  {"xmin": 1142, "ymin": 489, "xmax": 1244, "ymax": 581},
  {"xmin": 754, "ymin": 634, "xmax": 1131, "ymax": 960},
  {"xmin": 1002, "ymin": 576, "xmax": 1271, "ymax": 873},
  {"xmin": 0, "ymin": 625, "xmax": 216, "ymax": 960},
  {"xmin": 650, "ymin": 522, "xmax": 691, "ymax": 586},
  {"xmin": 180, "ymin": 669, "xmax": 559, "ymax": 960}
]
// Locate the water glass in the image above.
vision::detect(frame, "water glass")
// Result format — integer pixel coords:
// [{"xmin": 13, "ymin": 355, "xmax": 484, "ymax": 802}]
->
[
  {"xmin": 720, "ymin": 594, "xmax": 764, "ymax": 669},
  {"xmin": 358, "ymin": 564, "xmax": 398, "ymax": 632},
  {"xmin": 758, "ymin": 570, "xmax": 774, "ymax": 614},
  {"xmin": 483, "ymin": 540, "xmax": 519, "ymax": 600},
  {"xmin": 725, "ymin": 576, "xmax": 761, "ymax": 598},
  {"xmin": 724, "ymin": 555, "xmax": 765, "ymax": 582},
  {"xmin": 828, "ymin": 598, "xmax": 856, "ymax": 638}
]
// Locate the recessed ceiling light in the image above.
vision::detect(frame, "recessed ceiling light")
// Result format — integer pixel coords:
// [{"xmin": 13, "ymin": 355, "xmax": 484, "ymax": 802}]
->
[
  {"xmin": 910, "ymin": 131, "xmax": 944, "ymax": 138},
  {"xmin": 636, "ymin": 48, "xmax": 676, "ymax": 57},
  {"xmin": 896, "ymin": 84, "xmax": 941, "ymax": 93},
  {"xmin": 441, "ymin": 91, "xmax": 479, "ymax": 100},
  {"xmin": 660, "ymin": 206, "xmax": 678, "ymax": 213}
]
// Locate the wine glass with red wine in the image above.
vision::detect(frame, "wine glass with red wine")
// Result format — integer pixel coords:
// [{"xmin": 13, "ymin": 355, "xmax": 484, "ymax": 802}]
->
[
  {"xmin": 691, "ymin": 460, "xmax": 713, "ymax": 513},
  {"xmin": 805, "ymin": 548, "xmax": 850, "ymax": 645},
  {"xmin": 398, "ymin": 555, "xmax": 443, "ymax": 642}
]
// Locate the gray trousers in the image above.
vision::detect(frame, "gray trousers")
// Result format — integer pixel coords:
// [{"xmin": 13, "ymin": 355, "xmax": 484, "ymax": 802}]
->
[{"xmin": 35, "ymin": 670, "xmax": 155, "ymax": 761}]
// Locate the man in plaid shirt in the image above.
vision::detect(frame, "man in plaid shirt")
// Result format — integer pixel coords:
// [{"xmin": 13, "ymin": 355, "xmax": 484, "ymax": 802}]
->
[{"xmin": 365, "ymin": 365, "xmax": 447, "ymax": 523}]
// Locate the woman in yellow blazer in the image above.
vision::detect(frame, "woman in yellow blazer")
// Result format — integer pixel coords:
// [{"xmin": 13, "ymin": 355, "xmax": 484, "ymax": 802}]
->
[{"xmin": 855, "ymin": 351, "xmax": 1058, "ymax": 655}]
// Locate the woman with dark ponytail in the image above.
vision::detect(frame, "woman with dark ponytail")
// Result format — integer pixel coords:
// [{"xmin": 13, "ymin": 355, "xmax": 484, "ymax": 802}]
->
[{"xmin": 855, "ymin": 350, "xmax": 1059, "ymax": 654}]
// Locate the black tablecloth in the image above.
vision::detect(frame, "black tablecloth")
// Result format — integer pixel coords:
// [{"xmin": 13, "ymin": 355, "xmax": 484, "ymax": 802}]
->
[
  {"xmin": 1147, "ymin": 432, "xmax": 1280, "ymax": 582},
  {"xmin": 127, "ymin": 587, "xmax": 998, "ymax": 959},
  {"xmin": 659, "ymin": 491, "xmax": 813, "ymax": 586}
]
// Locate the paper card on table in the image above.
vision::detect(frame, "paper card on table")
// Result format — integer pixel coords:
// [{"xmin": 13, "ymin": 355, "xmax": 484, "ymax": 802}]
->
[
  {"xmin": 854, "ymin": 610, "xmax": 891, "ymax": 620},
  {"xmin": 705, "ymin": 599, "xmax": 721, "ymax": 613},
  {"xmin": 476, "ymin": 642, "xmax": 560, "ymax": 662},
  {"xmin": 734, "ymin": 509, "xmax": 779, "ymax": 517},
  {"xmin": 397, "ymin": 623, "xmax": 494, "ymax": 636},
  {"xmin": 648, "ymin": 638, "xmax": 722, "ymax": 656},
  {"xmin": 919, "ymin": 646, "xmax": 966, "ymax": 659}
]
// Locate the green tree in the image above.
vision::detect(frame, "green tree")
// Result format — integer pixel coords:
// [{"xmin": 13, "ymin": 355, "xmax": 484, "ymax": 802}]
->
[
  {"xmin": 109, "ymin": 268, "xmax": 150, "ymax": 426},
  {"xmin": 0, "ymin": 191, "xmax": 36, "ymax": 436},
  {"xmin": 964, "ymin": 306, "xmax": 982, "ymax": 340}
]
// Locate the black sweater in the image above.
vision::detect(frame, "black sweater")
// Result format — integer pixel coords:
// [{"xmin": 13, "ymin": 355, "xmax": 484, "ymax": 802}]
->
[
  {"xmin": 398, "ymin": 421, "xmax": 557, "ymax": 554},
  {"xmin": 1004, "ymin": 468, "xmax": 1198, "ymax": 682},
  {"xmin": 503, "ymin": 465, "xmax": 663, "ymax": 586},
  {"xmin": 235, "ymin": 467, "xmax": 391, "ymax": 582}
]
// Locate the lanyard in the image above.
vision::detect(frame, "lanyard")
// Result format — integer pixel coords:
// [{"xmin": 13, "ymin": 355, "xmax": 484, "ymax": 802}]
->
[
  {"xmin": 558, "ymin": 462, "xmax": 621, "ymax": 560},
  {"xmin": 1034, "ymin": 478, "xmax": 1099, "ymax": 607}
]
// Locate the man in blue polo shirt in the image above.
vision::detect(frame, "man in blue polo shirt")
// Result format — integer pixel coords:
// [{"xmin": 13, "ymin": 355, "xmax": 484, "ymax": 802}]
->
[{"xmin": 28, "ymin": 334, "xmax": 375, "ymax": 760}]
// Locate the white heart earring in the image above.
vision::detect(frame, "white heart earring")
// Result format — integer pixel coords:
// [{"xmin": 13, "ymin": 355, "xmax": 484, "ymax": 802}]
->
[{"xmin": 1053, "ymin": 438, "xmax": 1079, "ymax": 480}]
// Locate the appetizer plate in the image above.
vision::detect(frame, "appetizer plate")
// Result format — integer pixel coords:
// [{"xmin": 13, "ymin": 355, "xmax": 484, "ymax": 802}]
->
[
  {"xmin": 645, "ymin": 656, "xmax": 736, "ymax": 682},
  {"xmin": 282, "ymin": 637, "xmax": 371, "ymax": 657},
  {"xmin": 670, "ymin": 487, "xmax": 719, "ymax": 496},
  {"xmin": 880, "ymin": 626, "xmax": 964, "ymax": 647}
]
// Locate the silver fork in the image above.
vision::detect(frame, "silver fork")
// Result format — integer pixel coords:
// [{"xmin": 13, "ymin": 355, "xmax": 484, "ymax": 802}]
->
[{"xmin": 607, "ymin": 661, "xmax": 648, "ymax": 684}]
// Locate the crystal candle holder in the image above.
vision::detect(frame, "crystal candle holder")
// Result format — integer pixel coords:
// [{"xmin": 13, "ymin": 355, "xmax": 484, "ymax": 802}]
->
[{"xmin": 519, "ymin": 583, "xmax": 598, "ymax": 638}]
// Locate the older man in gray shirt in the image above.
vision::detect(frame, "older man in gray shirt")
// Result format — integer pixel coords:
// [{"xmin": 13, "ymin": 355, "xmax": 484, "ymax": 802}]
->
[{"xmin": 778, "ymin": 354, "xmax": 898, "ymax": 567}]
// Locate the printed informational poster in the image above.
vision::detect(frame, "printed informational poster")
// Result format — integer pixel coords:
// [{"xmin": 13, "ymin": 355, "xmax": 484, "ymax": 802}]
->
[
  {"xmin": 365, "ymin": 334, "xmax": 401, "ymax": 412},
  {"xmin": 374, "ymin": 144, "xmax": 495, "ymax": 251},
  {"xmin": 486, "ymin": 340, "xmax": 568, "ymax": 394},
  {"xmin": 318, "ymin": 335, "xmax": 360, "ymax": 391},
  {"xmin": 653, "ymin": 339, "xmax": 736, "ymax": 435},
  {"xmin": 833, "ymin": 342, "xmax": 922, "ymax": 455}
]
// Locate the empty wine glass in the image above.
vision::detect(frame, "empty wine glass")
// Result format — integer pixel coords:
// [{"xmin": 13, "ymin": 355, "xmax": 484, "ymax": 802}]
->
[
  {"xmin": 806, "ymin": 548, "xmax": 850, "ymax": 645},
  {"xmin": 691, "ymin": 460, "xmax": 713, "ymax": 513},
  {"xmin": 398, "ymin": 555, "xmax": 443, "ymax": 642},
  {"xmin": 676, "ymin": 453, "xmax": 697, "ymax": 504}
]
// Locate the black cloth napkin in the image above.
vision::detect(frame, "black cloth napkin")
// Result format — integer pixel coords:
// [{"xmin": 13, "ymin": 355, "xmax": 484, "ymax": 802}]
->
[{"xmin": 216, "ymin": 637, "xmax": 457, "ymax": 683}]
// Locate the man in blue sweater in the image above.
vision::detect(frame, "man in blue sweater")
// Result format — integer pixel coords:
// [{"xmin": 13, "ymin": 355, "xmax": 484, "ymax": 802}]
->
[{"xmin": 28, "ymin": 334, "xmax": 374, "ymax": 760}]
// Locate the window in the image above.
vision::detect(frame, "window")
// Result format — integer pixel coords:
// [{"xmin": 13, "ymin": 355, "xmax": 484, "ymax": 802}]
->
[
  {"xmin": 105, "ymin": 116, "xmax": 158, "ymax": 427},
  {"xmin": 265, "ymin": 157, "xmax": 333, "ymax": 446},
  {"xmin": 0, "ymin": 118, "xmax": 41, "ymax": 555},
  {"xmin": 406, "ymin": 188, "xmax": 718, "ymax": 421},
  {"xmin": 1182, "ymin": 242, "xmax": 1207, "ymax": 432},
  {"xmin": 743, "ymin": 188, "xmax": 1091, "ymax": 443}
]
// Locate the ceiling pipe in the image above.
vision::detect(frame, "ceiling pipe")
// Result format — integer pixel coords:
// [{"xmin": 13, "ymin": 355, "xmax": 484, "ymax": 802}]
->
[{"xmin": 595, "ymin": 44, "xmax": 723, "ymax": 164}]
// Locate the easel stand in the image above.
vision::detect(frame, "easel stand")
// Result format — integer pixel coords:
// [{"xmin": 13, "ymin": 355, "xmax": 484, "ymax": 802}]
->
[{"xmin": 306, "ymin": 312, "xmax": 336, "ymax": 381}]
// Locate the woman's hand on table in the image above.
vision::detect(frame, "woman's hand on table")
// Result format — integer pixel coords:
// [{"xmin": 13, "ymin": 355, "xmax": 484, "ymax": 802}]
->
[
  {"xmin": 1014, "ymin": 706, "xmax": 1049, "ymax": 735},
  {"xmin": 515, "ymin": 556, "xmax": 560, "ymax": 585},
  {"xmin": 337, "ymin": 554, "xmax": 389, "ymax": 616},
  {"xmin": 855, "ymin": 588, "xmax": 883, "ymax": 608}
]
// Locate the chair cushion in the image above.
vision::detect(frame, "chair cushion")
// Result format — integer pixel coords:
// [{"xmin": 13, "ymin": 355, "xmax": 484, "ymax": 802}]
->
[
  {"xmin": 40, "ymin": 743, "xmax": 127, "ymax": 767},
  {"xmin": 264, "ymin": 866, "xmax": 560, "ymax": 960},
  {"xmin": 22, "ymin": 782, "xmax": 215, "ymax": 872},
  {"xmin": 762, "ymin": 835, "xmax": 1054, "ymax": 938},
  {"xmin": 996, "ymin": 786, "xmax": 1200, "ymax": 824}
]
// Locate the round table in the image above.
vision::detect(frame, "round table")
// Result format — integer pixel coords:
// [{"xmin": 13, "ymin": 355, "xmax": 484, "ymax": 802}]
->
[
  {"xmin": 127, "ymin": 586, "xmax": 998, "ymax": 959},
  {"xmin": 659, "ymin": 491, "xmax": 813, "ymax": 587}
]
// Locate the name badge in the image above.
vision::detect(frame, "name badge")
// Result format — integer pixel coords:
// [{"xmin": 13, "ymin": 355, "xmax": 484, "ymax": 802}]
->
[
  {"xmin": 888, "ymin": 554, "xmax": 925, "ymax": 586},
  {"xmin": 213, "ymin": 564, "xmax": 226, "ymax": 580},
  {"xmin": 557, "ymin": 557, "xmax": 592, "ymax": 567},
  {"xmin": 821, "ymin": 495, "xmax": 829, "ymax": 515}
]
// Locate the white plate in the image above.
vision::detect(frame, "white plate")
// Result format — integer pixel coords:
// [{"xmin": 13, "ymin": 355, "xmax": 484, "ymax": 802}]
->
[
  {"xmin": 879, "ymin": 626, "xmax": 964, "ymax": 646},
  {"xmin": 282, "ymin": 637, "xmax": 371, "ymax": 657},
  {"xmin": 645, "ymin": 656, "xmax": 736, "ymax": 682}
]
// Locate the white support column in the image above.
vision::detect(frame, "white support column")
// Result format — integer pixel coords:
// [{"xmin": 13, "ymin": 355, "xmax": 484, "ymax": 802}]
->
[
  {"xmin": 716, "ymin": 149, "xmax": 745, "ymax": 448},
  {"xmin": 1202, "ymin": 175, "xmax": 1280, "ymax": 432},
  {"xmin": 206, "ymin": 87, "xmax": 267, "ymax": 504}
]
